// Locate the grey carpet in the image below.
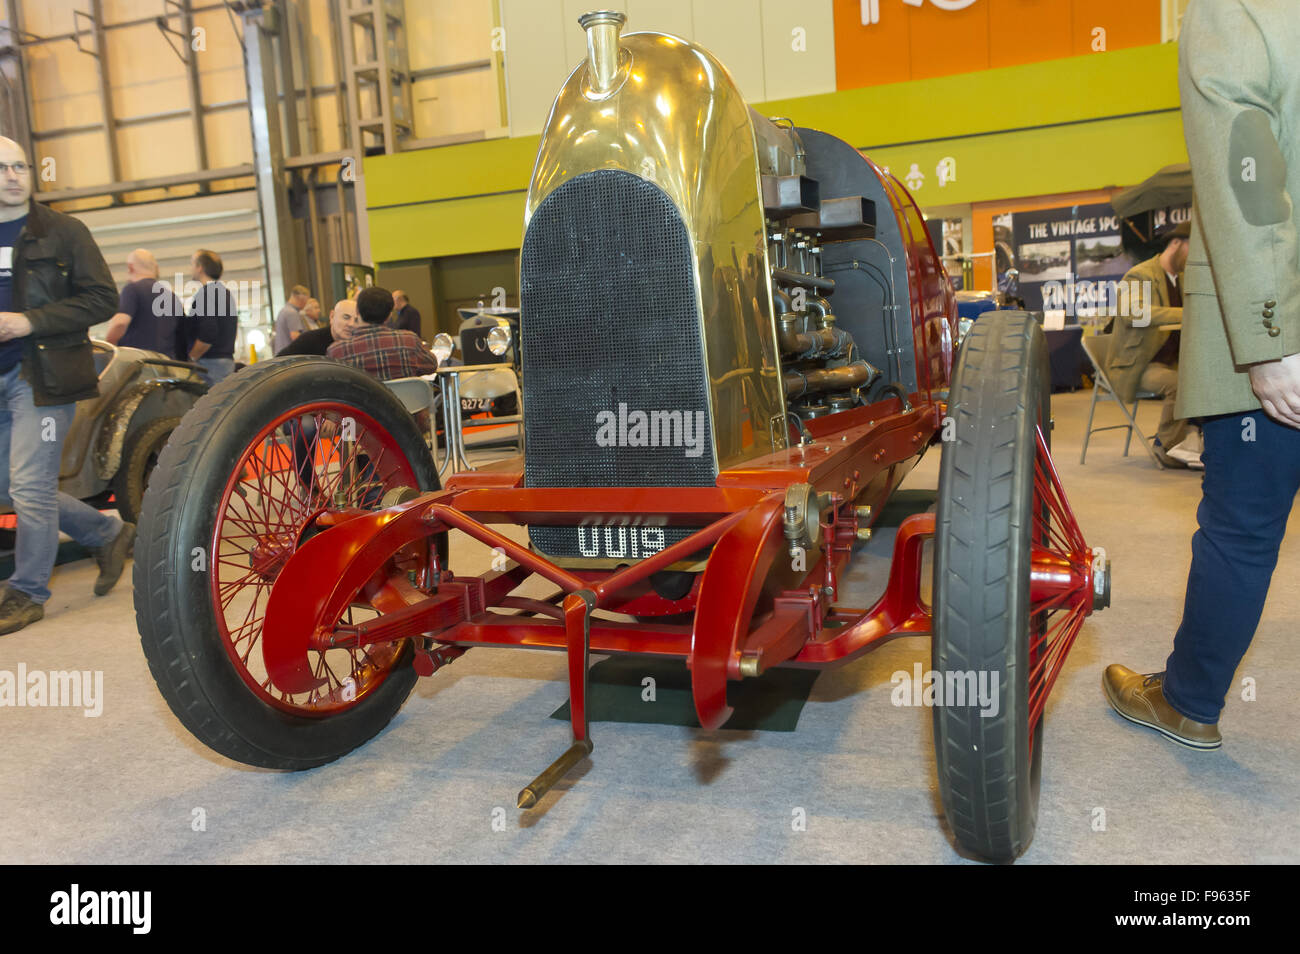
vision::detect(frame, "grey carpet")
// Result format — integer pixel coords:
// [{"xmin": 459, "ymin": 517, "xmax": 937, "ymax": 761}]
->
[{"xmin": 1, "ymin": 391, "xmax": 1296, "ymax": 863}]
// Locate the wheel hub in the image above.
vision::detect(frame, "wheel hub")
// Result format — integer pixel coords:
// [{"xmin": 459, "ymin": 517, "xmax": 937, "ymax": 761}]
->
[{"xmin": 249, "ymin": 532, "xmax": 297, "ymax": 579}]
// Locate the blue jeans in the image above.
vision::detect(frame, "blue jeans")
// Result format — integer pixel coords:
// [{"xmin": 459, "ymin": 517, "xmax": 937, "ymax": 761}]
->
[
  {"xmin": 198, "ymin": 356, "xmax": 235, "ymax": 386},
  {"xmin": 0, "ymin": 365, "xmax": 122, "ymax": 603},
  {"xmin": 1163, "ymin": 410, "xmax": 1300, "ymax": 723}
]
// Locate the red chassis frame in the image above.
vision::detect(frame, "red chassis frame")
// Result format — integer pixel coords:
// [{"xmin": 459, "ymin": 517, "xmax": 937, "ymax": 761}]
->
[{"xmin": 257, "ymin": 390, "xmax": 1101, "ymax": 804}]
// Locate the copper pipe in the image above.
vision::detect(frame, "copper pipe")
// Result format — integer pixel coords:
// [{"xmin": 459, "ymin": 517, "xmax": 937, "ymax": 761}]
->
[
  {"xmin": 784, "ymin": 361, "xmax": 878, "ymax": 398},
  {"xmin": 778, "ymin": 322, "xmax": 851, "ymax": 359}
]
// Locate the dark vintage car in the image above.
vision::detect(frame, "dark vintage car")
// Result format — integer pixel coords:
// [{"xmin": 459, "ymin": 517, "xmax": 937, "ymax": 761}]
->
[
  {"xmin": 0, "ymin": 340, "xmax": 207, "ymax": 533},
  {"xmin": 448, "ymin": 305, "xmax": 520, "ymax": 420},
  {"xmin": 422, "ymin": 306, "xmax": 522, "ymax": 455}
]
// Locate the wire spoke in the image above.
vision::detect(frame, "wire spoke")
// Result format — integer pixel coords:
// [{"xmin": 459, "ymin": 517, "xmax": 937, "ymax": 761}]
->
[{"xmin": 208, "ymin": 402, "xmax": 422, "ymax": 718}]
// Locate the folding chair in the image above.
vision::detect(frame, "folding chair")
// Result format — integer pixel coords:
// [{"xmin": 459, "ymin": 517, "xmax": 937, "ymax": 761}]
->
[
  {"xmin": 384, "ymin": 376, "xmax": 439, "ymax": 417},
  {"xmin": 383, "ymin": 376, "xmax": 443, "ymax": 461},
  {"xmin": 459, "ymin": 367, "xmax": 523, "ymax": 455},
  {"xmin": 1079, "ymin": 333, "xmax": 1164, "ymax": 468}
]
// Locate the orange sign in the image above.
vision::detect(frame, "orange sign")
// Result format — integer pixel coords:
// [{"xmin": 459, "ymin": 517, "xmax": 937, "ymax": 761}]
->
[{"xmin": 834, "ymin": 0, "xmax": 1162, "ymax": 89}]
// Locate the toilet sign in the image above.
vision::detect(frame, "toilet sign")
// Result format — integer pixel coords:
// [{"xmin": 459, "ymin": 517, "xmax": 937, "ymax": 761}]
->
[{"xmin": 862, "ymin": 0, "xmax": 979, "ymax": 25}]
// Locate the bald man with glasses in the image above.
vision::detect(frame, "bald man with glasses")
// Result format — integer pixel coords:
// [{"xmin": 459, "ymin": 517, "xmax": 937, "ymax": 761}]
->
[{"xmin": 0, "ymin": 137, "xmax": 134, "ymax": 635}]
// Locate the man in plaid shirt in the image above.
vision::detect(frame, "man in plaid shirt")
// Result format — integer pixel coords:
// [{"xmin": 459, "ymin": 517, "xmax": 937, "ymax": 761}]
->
[{"xmin": 327, "ymin": 286, "xmax": 438, "ymax": 379}]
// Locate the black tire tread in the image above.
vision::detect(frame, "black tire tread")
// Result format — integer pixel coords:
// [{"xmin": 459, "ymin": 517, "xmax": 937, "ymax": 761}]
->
[
  {"xmin": 114, "ymin": 415, "xmax": 181, "ymax": 524},
  {"xmin": 933, "ymin": 311, "xmax": 1049, "ymax": 862},
  {"xmin": 133, "ymin": 357, "xmax": 434, "ymax": 770}
]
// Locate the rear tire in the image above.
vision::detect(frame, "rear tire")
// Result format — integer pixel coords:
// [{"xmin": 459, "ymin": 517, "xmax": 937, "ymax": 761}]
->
[
  {"xmin": 932, "ymin": 311, "xmax": 1049, "ymax": 862},
  {"xmin": 133, "ymin": 357, "xmax": 441, "ymax": 770},
  {"xmin": 114, "ymin": 416, "xmax": 179, "ymax": 524}
]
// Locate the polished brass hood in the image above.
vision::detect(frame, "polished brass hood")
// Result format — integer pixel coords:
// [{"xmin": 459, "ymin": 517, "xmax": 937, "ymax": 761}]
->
[{"xmin": 525, "ymin": 18, "xmax": 789, "ymax": 470}]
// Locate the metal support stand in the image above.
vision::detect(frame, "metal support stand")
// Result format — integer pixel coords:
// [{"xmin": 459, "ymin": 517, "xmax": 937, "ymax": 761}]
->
[
  {"xmin": 436, "ymin": 370, "xmax": 471, "ymax": 476},
  {"xmin": 434, "ymin": 364, "xmax": 523, "ymax": 477},
  {"xmin": 518, "ymin": 590, "xmax": 595, "ymax": 809}
]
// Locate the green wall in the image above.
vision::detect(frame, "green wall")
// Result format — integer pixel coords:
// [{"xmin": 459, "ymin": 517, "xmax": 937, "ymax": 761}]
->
[{"xmin": 364, "ymin": 42, "xmax": 1187, "ymax": 263}]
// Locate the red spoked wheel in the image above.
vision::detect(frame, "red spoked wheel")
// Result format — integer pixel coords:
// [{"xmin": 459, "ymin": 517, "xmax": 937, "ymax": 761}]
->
[
  {"xmin": 1028, "ymin": 425, "xmax": 1108, "ymax": 744},
  {"xmin": 933, "ymin": 311, "xmax": 1106, "ymax": 862},
  {"xmin": 134, "ymin": 357, "xmax": 444, "ymax": 770},
  {"xmin": 212, "ymin": 402, "xmax": 428, "ymax": 716}
]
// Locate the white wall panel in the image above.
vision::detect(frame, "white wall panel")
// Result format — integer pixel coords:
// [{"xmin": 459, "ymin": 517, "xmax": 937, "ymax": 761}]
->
[
  {"xmin": 691, "ymin": 0, "xmax": 765, "ymax": 101},
  {"xmin": 502, "ymin": 0, "xmax": 836, "ymax": 136},
  {"xmin": 501, "ymin": 0, "xmax": 571, "ymax": 137},
  {"xmin": 118, "ymin": 116, "xmax": 198, "ymax": 183},
  {"xmin": 406, "ymin": 0, "xmax": 495, "ymax": 68},
  {"xmin": 25, "ymin": 36, "xmax": 102, "ymax": 129},
  {"xmin": 412, "ymin": 68, "xmax": 502, "ymax": 140},
  {"xmin": 626, "ymin": 0, "xmax": 694, "ymax": 40},
  {"xmin": 760, "ymin": 0, "xmax": 835, "ymax": 102}
]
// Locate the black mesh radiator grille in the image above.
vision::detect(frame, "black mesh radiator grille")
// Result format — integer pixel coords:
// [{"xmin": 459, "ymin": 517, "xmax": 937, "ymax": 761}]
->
[{"xmin": 521, "ymin": 169, "xmax": 715, "ymax": 560}]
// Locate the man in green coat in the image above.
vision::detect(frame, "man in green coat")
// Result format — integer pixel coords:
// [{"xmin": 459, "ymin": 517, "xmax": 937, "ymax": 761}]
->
[{"xmin": 1104, "ymin": 0, "xmax": 1300, "ymax": 749}]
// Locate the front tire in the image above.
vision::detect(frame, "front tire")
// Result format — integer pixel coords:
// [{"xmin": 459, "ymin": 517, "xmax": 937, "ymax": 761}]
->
[
  {"xmin": 933, "ymin": 311, "xmax": 1049, "ymax": 861},
  {"xmin": 133, "ymin": 357, "xmax": 441, "ymax": 770}
]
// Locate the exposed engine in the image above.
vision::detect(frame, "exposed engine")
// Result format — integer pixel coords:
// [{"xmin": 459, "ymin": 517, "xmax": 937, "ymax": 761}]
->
[{"xmin": 755, "ymin": 113, "xmax": 882, "ymax": 421}]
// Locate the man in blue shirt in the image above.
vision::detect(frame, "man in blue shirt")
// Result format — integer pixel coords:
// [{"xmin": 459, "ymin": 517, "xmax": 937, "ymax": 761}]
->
[{"xmin": 104, "ymin": 248, "xmax": 180, "ymax": 353}]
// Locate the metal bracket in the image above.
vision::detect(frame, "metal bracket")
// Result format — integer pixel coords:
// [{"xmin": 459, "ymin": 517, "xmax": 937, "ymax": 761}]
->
[
  {"xmin": 72, "ymin": 9, "xmax": 96, "ymax": 57},
  {"xmin": 517, "ymin": 589, "xmax": 596, "ymax": 809},
  {"xmin": 155, "ymin": 1, "xmax": 191, "ymax": 65}
]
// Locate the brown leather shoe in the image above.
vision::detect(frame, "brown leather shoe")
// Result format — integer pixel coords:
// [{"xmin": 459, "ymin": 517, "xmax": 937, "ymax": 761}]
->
[
  {"xmin": 1152, "ymin": 445, "xmax": 1189, "ymax": 469},
  {"xmin": 92, "ymin": 521, "xmax": 136, "ymax": 597},
  {"xmin": 1103, "ymin": 664, "xmax": 1222, "ymax": 749}
]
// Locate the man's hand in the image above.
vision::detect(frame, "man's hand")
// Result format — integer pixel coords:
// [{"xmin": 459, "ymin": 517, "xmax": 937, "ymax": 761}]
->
[
  {"xmin": 0, "ymin": 311, "xmax": 33, "ymax": 342},
  {"xmin": 1249, "ymin": 352, "xmax": 1300, "ymax": 428}
]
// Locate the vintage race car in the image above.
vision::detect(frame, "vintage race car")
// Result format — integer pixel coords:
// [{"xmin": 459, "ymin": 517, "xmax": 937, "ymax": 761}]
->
[{"xmin": 133, "ymin": 12, "xmax": 1107, "ymax": 862}]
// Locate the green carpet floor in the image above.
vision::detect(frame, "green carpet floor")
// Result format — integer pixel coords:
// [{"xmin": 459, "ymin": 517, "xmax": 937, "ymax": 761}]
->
[{"xmin": 550, "ymin": 655, "xmax": 820, "ymax": 731}]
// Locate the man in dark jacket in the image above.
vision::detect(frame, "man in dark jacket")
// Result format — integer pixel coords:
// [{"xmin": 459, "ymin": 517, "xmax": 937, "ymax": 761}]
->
[
  {"xmin": 181, "ymin": 248, "xmax": 239, "ymax": 385},
  {"xmin": 0, "ymin": 136, "xmax": 136, "ymax": 635},
  {"xmin": 387, "ymin": 290, "xmax": 421, "ymax": 334},
  {"xmin": 278, "ymin": 297, "xmax": 363, "ymax": 356},
  {"xmin": 104, "ymin": 247, "xmax": 180, "ymax": 354}
]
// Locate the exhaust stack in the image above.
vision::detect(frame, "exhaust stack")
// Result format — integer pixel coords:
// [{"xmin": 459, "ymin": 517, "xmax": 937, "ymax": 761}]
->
[{"xmin": 579, "ymin": 10, "xmax": 626, "ymax": 94}]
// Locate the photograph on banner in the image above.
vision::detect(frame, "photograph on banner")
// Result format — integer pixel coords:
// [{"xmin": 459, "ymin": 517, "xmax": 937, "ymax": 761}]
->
[{"xmin": 996, "ymin": 203, "xmax": 1136, "ymax": 317}]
